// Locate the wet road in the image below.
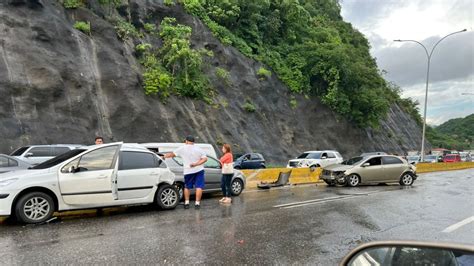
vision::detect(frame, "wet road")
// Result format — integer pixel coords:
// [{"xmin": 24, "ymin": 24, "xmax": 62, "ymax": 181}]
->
[{"xmin": 1, "ymin": 169, "xmax": 473, "ymax": 265}]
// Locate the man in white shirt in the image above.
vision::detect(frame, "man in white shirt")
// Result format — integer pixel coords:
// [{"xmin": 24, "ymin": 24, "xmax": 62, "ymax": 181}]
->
[{"xmin": 162, "ymin": 136, "xmax": 208, "ymax": 209}]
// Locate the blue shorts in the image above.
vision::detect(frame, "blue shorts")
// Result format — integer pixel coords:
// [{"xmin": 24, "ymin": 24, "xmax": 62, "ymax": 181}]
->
[{"xmin": 184, "ymin": 170, "xmax": 205, "ymax": 189}]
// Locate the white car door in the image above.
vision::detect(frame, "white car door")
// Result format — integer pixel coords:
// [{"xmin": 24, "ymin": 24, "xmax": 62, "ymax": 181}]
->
[
  {"xmin": 58, "ymin": 144, "xmax": 121, "ymax": 205},
  {"xmin": 116, "ymin": 151, "xmax": 162, "ymax": 200}
]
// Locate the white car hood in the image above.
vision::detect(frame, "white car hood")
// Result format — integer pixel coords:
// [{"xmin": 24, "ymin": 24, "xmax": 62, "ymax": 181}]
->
[{"xmin": 0, "ymin": 168, "xmax": 51, "ymax": 181}]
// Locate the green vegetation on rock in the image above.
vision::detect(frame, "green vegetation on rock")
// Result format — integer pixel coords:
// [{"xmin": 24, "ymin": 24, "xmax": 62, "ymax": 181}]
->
[
  {"xmin": 179, "ymin": 0, "xmax": 413, "ymax": 127},
  {"xmin": 243, "ymin": 101, "xmax": 256, "ymax": 112},
  {"xmin": 73, "ymin": 21, "xmax": 91, "ymax": 35},
  {"xmin": 63, "ymin": 0, "xmax": 83, "ymax": 9},
  {"xmin": 257, "ymin": 67, "xmax": 271, "ymax": 79}
]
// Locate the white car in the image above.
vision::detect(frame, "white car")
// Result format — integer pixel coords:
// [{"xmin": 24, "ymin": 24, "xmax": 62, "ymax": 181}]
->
[
  {"xmin": 10, "ymin": 144, "xmax": 83, "ymax": 165},
  {"xmin": 0, "ymin": 143, "xmax": 179, "ymax": 224},
  {"xmin": 287, "ymin": 150, "xmax": 343, "ymax": 170}
]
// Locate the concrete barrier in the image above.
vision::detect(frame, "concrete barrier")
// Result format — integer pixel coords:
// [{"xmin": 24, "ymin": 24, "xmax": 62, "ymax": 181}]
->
[
  {"xmin": 242, "ymin": 162, "xmax": 474, "ymax": 188},
  {"xmin": 242, "ymin": 168, "xmax": 322, "ymax": 188},
  {"xmin": 416, "ymin": 162, "xmax": 474, "ymax": 173}
]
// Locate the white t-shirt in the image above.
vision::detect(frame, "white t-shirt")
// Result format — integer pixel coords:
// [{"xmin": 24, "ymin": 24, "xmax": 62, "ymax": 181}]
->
[{"xmin": 173, "ymin": 144, "xmax": 207, "ymax": 175}]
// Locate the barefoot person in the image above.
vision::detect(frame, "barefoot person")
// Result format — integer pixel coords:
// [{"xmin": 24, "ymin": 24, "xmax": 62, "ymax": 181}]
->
[
  {"xmin": 162, "ymin": 136, "xmax": 207, "ymax": 209},
  {"xmin": 219, "ymin": 144, "xmax": 234, "ymax": 204}
]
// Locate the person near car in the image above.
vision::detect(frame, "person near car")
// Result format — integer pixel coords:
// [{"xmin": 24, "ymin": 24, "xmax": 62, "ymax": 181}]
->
[
  {"xmin": 162, "ymin": 136, "xmax": 207, "ymax": 209},
  {"xmin": 219, "ymin": 144, "xmax": 234, "ymax": 204},
  {"xmin": 95, "ymin": 136, "xmax": 104, "ymax": 145}
]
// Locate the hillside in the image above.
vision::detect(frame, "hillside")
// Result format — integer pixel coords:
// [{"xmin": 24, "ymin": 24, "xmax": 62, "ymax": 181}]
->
[
  {"xmin": 427, "ymin": 114, "xmax": 474, "ymax": 150},
  {"xmin": 0, "ymin": 0, "xmax": 427, "ymax": 163}
]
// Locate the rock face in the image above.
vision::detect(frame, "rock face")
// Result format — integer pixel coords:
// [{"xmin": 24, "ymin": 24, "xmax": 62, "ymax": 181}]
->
[{"xmin": 0, "ymin": 0, "xmax": 428, "ymax": 164}]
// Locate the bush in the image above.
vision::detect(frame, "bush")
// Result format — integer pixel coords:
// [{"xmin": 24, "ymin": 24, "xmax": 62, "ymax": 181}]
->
[
  {"xmin": 143, "ymin": 23, "xmax": 156, "ymax": 33},
  {"xmin": 257, "ymin": 67, "xmax": 272, "ymax": 79},
  {"xmin": 215, "ymin": 67, "xmax": 230, "ymax": 85},
  {"xmin": 143, "ymin": 67, "xmax": 173, "ymax": 98},
  {"xmin": 135, "ymin": 43, "xmax": 152, "ymax": 53},
  {"xmin": 289, "ymin": 97, "xmax": 297, "ymax": 109},
  {"xmin": 73, "ymin": 21, "xmax": 91, "ymax": 35},
  {"xmin": 164, "ymin": 0, "xmax": 175, "ymax": 6},
  {"xmin": 114, "ymin": 18, "xmax": 140, "ymax": 40},
  {"xmin": 63, "ymin": 0, "xmax": 83, "ymax": 9},
  {"xmin": 243, "ymin": 101, "xmax": 256, "ymax": 112}
]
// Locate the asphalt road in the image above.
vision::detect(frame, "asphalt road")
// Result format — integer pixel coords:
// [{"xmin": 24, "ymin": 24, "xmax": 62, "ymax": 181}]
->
[{"xmin": 1, "ymin": 169, "xmax": 473, "ymax": 265}]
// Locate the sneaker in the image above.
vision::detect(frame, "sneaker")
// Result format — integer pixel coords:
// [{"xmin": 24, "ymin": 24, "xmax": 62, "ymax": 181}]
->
[
  {"xmin": 195, "ymin": 204, "xmax": 201, "ymax": 210},
  {"xmin": 184, "ymin": 204, "xmax": 190, "ymax": 209}
]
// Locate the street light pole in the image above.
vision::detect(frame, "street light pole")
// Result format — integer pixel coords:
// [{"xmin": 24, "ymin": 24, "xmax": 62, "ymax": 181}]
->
[{"xmin": 394, "ymin": 29, "xmax": 467, "ymax": 161}]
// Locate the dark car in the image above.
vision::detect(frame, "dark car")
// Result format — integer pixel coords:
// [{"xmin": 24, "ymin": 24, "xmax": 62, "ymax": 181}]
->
[{"xmin": 233, "ymin": 153, "xmax": 266, "ymax": 169}]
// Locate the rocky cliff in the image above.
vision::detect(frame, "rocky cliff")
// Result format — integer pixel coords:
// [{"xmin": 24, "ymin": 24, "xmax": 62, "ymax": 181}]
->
[{"xmin": 0, "ymin": 0, "xmax": 428, "ymax": 164}]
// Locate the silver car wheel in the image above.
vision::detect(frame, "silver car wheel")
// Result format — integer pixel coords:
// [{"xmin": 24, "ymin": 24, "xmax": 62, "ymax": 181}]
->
[
  {"xmin": 402, "ymin": 174, "xmax": 413, "ymax": 185},
  {"xmin": 348, "ymin": 175, "xmax": 360, "ymax": 187},
  {"xmin": 232, "ymin": 180, "xmax": 242, "ymax": 194},
  {"xmin": 23, "ymin": 197, "xmax": 51, "ymax": 221},
  {"xmin": 160, "ymin": 188, "xmax": 178, "ymax": 207}
]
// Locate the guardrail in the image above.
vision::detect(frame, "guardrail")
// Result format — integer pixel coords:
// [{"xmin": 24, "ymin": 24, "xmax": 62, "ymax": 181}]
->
[{"xmin": 416, "ymin": 162, "xmax": 474, "ymax": 173}]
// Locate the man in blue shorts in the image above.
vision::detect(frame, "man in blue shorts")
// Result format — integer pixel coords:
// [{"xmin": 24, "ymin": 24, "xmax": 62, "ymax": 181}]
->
[{"xmin": 163, "ymin": 136, "xmax": 207, "ymax": 209}]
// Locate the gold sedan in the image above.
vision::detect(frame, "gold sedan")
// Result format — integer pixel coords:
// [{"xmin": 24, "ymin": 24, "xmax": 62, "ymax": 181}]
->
[{"xmin": 321, "ymin": 155, "xmax": 417, "ymax": 187}]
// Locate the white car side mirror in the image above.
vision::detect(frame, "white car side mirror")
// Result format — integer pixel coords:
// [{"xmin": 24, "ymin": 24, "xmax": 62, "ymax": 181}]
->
[
  {"xmin": 25, "ymin": 153, "xmax": 34, "ymax": 158},
  {"xmin": 68, "ymin": 166, "xmax": 76, "ymax": 173},
  {"xmin": 362, "ymin": 163, "xmax": 370, "ymax": 167}
]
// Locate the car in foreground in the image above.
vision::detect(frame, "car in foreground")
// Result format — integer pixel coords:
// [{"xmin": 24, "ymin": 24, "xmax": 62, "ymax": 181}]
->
[
  {"xmin": 0, "ymin": 154, "xmax": 31, "ymax": 174},
  {"xmin": 164, "ymin": 155, "xmax": 246, "ymax": 200},
  {"xmin": 0, "ymin": 143, "xmax": 179, "ymax": 224},
  {"xmin": 233, "ymin": 153, "xmax": 266, "ymax": 169},
  {"xmin": 287, "ymin": 150, "xmax": 343, "ymax": 171},
  {"xmin": 443, "ymin": 154, "xmax": 462, "ymax": 163},
  {"xmin": 321, "ymin": 155, "xmax": 417, "ymax": 187},
  {"xmin": 10, "ymin": 144, "xmax": 83, "ymax": 166}
]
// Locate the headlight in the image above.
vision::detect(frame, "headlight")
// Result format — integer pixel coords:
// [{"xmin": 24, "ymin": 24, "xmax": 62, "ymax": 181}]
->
[{"xmin": 0, "ymin": 178, "xmax": 19, "ymax": 187}]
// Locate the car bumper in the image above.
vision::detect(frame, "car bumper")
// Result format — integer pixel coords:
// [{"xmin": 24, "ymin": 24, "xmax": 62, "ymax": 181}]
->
[{"xmin": 0, "ymin": 191, "xmax": 14, "ymax": 216}]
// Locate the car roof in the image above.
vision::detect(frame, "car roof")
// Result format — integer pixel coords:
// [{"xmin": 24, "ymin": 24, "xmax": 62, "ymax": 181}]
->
[
  {"xmin": 85, "ymin": 143, "xmax": 152, "ymax": 153},
  {"xmin": 25, "ymin": 144, "xmax": 83, "ymax": 147}
]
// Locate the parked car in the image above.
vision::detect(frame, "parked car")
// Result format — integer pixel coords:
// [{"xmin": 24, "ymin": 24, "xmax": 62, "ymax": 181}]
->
[
  {"xmin": 459, "ymin": 152, "xmax": 472, "ymax": 162},
  {"xmin": 10, "ymin": 144, "xmax": 83, "ymax": 166},
  {"xmin": 0, "ymin": 143, "xmax": 179, "ymax": 224},
  {"xmin": 321, "ymin": 155, "xmax": 417, "ymax": 187},
  {"xmin": 287, "ymin": 150, "xmax": 343, "ymax": 170},
  {"xmin": 141, "ymin": 143, "xmax": 217, "ymax": 158},
  {"xmin": 0, "ymin": 154, "xmax": 32, "ymax": 174},
  {"xmin": 164, "ymin": 155, "xmax": 246, "ymax": 200},
  {"xmin": 406, "ymin": 155, "xmax": 421, "ymax": 164},
  {"xmin": 233, "ymin": 153, "xmax": 266, "ymax": 169},
  {"xmin": 443, "ymin": 154, "xmax": 462, "ymax": 163},
  {"xmin": 360, "ymin": 152, "xmax": 387, "ymax": 157},
  {"xmin": 423, "ymin": 155, "xmax": 439, "ymax": 163}
]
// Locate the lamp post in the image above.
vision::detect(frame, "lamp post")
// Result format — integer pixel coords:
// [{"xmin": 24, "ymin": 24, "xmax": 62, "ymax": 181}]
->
[{"xmin": 394, "ymin": 29, "xmax": 467, "ymax": 161}]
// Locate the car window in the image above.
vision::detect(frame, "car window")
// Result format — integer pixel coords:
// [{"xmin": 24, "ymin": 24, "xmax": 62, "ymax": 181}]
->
[
  {"xmin": 250, "ymin": 154, "xmax": 260, "ymax": 160},
  {"xmin": 342, "ymin": 157, "xmax": 364, "ymax": 165},
  {"xmin": 327, "ymin": 153, "xmax": 336, "ymax": 158},
  {"xmin": 297, "ymin": 153, "xmax": 309, "ymax": 159},
  {"xmin": 0, "ymin": 156, "xmax": 8, "ymax": 167},
  {"xmin": 8, "ymin": 158, "xmax": 19, "ymax": 167},
  {"xmin": 172, "ymin": 156, "xmax": 184, "ymax": 166},
  {"xmin": 321, "ymin": 153, "xmax": 328, "ymax": 159},
  {"xmin": 365, "ymin": 157, "xmax": 382, "ymax": 166},
  {"xmin": 119, "ymin": 151, "xmax": 159, "ymax": 170},
  {"xmin": 35, "ymin": 149, "xmax": 86, "ymax": 170},
  {"xmin": 52, "ymin": 147, "xmax": 71, "ymax": 156},
  {"xmin": 307, "ymin": 153, "xmax": 321, "ymax": 159},
  {"xmin": 382, "ymin": 156, "xmax": 403, "ymax": 165},
  {"xmin": 28, "ymin": 147, "xmax": 52, "ymax": 157},
  {"xmin": 205, "ymin": 157, "xmax": 221, "ymax": 168},
  {"xmin": 335, "ymin": 152, "xmax": 342, "ymax": 158},
  {"xmin": 10, "ymin": 146, "xmax": 30, "ymax": 156},
  {"xmin": 62, "ymin": 146, "xmax": 117, "ymax": 173}
]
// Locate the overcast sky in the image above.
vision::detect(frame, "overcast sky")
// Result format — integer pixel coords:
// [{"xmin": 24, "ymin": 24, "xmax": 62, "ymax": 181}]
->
[{"xmin": 340, "ymin": 0, "xmax": 473, "ymax": 125}]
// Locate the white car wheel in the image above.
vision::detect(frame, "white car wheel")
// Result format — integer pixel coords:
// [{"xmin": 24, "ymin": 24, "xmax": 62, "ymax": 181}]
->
[
  {"xmin": 156, "ymin": 185, "xmax": 179, "ymax": 210},
  {"xmin": 347, "ymin": 174, "xmax": 360, "ymax": 187},
  {"xmin": 400, "ymin": 173, "xmax": 414, "ymax": 186},
  {"xmin": 15, "ymin": 192, "xmax": 55, "ymax": 224}
]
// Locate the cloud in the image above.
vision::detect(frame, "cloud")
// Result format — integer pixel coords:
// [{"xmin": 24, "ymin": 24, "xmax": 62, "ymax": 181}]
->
[
  {"xmin": 376, "ymin": 31, "xmax": 474, "ymax": 86},
  {"xmin": 340, "ymin": 0, "xmax": 474, "ymax": 124},
  {"xmin": 401, "ymin": 76, "xmax": 474, "ymax": 125}
]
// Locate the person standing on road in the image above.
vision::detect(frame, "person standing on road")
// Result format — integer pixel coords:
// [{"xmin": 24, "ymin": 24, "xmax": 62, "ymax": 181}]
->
[
  {"xmin": 95, "ymin": 136, "xmax": 104, "ymax": 145},
  {"xmin": 162, "ymin": 136, "xmax": 207, "ymax": 209},
  {"xmin": 219, "ymin": 144, "xmax": 234, "ymax": 204}
]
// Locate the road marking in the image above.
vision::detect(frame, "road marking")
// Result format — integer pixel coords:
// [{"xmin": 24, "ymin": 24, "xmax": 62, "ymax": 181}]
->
[
  {"xmin": 274, "ymin": 195, "xmax": 363, "ymax": 208},
  {"xmin": 281, "ymin": 195, "xmax": 363, "ymax": 209},
  {"xmin": 442, "ymin": 216, "xmax": 474, "ymax": 233}
]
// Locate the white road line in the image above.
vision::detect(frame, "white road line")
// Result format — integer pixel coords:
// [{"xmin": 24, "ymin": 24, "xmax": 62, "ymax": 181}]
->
[
  {"xmin": 273, "ymin": 190, "xmax": 383, "ymax": 208},
  {"xmin": 281, "ymin": 195, "xmax": 362, "ymax": 209},
  {"xmin": 442, "ymin": 216, "xmax": 474, "ymax": 233}
]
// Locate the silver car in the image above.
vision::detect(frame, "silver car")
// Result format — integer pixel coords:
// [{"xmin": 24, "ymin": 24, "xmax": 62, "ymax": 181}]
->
[
  {"xmin": 10, "ymin": 144, "xmax": 83, "ymax": 165},
  {"xmin": 164, "ymin": 156, "xmax": 246, "ymax": 200},
  {"xmin": 0, "ymin": 154, "xmax": 32, "ymax": 174}
]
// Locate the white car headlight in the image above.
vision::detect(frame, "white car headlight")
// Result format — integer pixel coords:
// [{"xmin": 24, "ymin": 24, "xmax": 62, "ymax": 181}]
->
[{"xmin": 0, "ymin": 178, "xmax": 19, "ymax": 187}]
